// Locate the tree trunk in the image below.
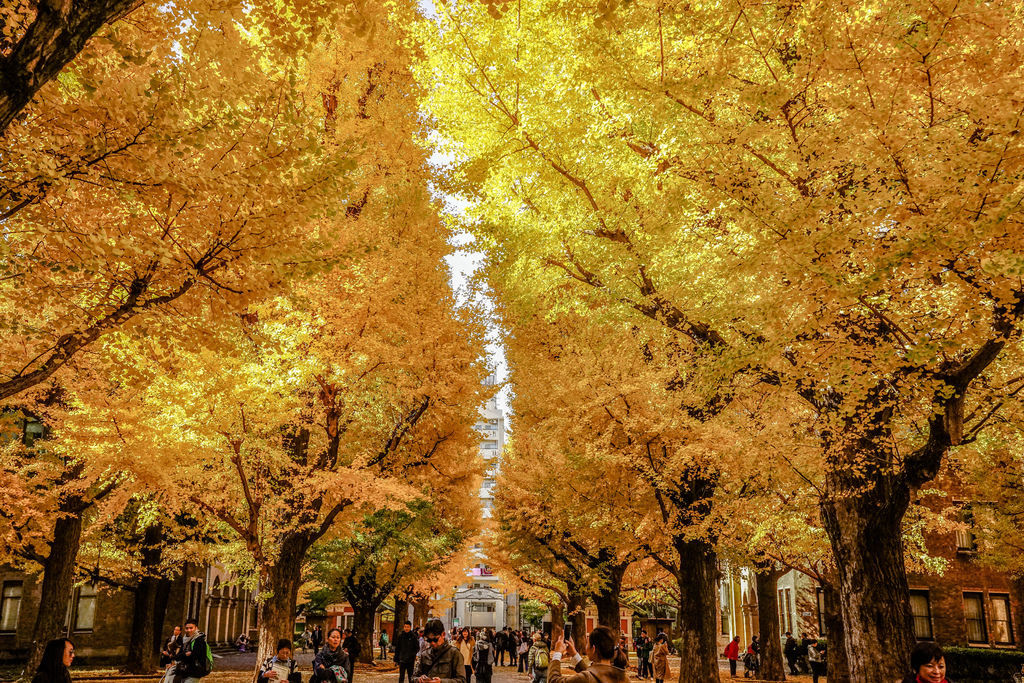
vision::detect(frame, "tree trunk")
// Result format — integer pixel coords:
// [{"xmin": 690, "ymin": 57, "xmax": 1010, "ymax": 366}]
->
[
  {"xmin": 413, "ymin": 597, "xmax": 430, "ymax": 627},
  {"xmin": 674, "ymin": 539, "xmax": 720, "ymax": 683},
  {"xmin": 549, "ymin": 602, "xmax": 565, "ymax": 634},
  {"xmin": 566, "ymin": 586, "xmax": 587, "ymax": 642},
  {"xmin": 126, "ymin": 524, "xmax": 164, "ymax": 674},
  {"xmin": 821, "ymin": 482, "xmax": 913, "ymax": 682},
  {"xmin": 26, "ymin": 508, "xmax": 84, "ymax": 674},
  {"xmin": 255, "ymin": 535, "xmax": 308, "ymax": 669},
  {"xmin": 351, "ymin": 600, "xmax": 379, "ymax": 664},
  {"xmin": 394, "ymin": 596, "xmax": 409, "ymax": 633},
  {"xmin": 822, "ymin": 580, "xmax": 850, "ymax": 683},
  {"xmin": 152, "ymin": 577, "xmax": 172, "ymax": 656},
  {"xmin": 753, "ymin": 567, "xmax": 786, "ymax": 681},
  {"xmin": 592, "ymin": 562, "xmax": 626, "ymax": 633}
]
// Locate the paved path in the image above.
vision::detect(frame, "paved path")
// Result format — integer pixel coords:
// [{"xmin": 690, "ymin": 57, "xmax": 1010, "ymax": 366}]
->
[{"xmin": 2, "ymin": 655, "xmax": 824, "ymax": 682}]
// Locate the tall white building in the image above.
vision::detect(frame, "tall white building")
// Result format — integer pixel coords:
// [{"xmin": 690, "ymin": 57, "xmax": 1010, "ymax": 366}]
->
[{"xmin": 448, "ymin": 374, "xmax": 519, "ymax": 630}]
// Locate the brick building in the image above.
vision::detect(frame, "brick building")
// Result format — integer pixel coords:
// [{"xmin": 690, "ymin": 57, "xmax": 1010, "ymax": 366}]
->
[{"xmin": 0, "ymin": 563, "xmax": 256, "ymax": 663}]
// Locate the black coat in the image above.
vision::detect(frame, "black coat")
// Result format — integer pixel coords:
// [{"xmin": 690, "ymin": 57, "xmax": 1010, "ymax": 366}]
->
[
  {"xmin": 394, "ymin": 630, "xmax": 420, "ymax": 665},
  {"xmin": 344, "ymin": 635, "xmax": 362, "ymax": 661},
  {"xmin": 313, "ymin": 645, "xmax": 351, "ymax": 683}
]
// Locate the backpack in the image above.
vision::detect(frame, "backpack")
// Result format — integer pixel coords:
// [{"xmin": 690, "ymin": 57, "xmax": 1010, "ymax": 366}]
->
[
  {"xmin": 535, "ymin": 648, "xmax": 549, "ymax": 670},
  {"xmin": 198, "ymin": 640, "xmax": 214, "ymax": 676}
]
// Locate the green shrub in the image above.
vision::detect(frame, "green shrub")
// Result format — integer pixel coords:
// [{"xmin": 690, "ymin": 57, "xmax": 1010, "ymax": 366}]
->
[{"xmin": 943, "ymin": 646, "xmax": 1024, "ymax": 683}]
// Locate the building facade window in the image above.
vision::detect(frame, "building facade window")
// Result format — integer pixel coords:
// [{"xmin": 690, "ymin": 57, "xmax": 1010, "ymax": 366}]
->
[
  {"xmin": 990, "ymin": 594, "xmax": 1014, "ymax": 645},
  {"xmin": 955, "ymin": 505, "xmax": 977, "ymax": 552},
  {"xmin": 777, "ymin": 588, "xmax": 793, "ymax": 634},
  {"xmin": 0, "ymin": 582, "xmax": 22, "ymax": 633},
  {"xmin": 73, "ymin": 585, "xmax": 97, "ymax": 632},
  {"xmin": 964, "ymin": 592, "xmax": 988, "ymax": 644},
  {"xmin": 909, "ymin": 590, "xmax": 933, "ymax": 640},
  {"xmin": 187, "ymin": 579, "xmax": 204, "ymax": 622}
]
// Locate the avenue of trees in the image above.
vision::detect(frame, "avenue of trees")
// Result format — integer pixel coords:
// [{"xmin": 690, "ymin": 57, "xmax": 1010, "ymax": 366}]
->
[
  {"xmin": 2, "ymin": 1, "xmax": 1024, "ymax": 683},
  {"xmin": 1, "ymin": 0, "xmax": 489, "ymax": 677},
  {"xmin": 415, "ymin": 0, "xmax": 1024, "ymax": 681}
]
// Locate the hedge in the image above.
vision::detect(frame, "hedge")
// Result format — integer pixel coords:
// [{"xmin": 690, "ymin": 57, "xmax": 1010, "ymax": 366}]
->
[{"xmin": 943, "ymin": 646, "xmax": 1024, "ymax": 682}]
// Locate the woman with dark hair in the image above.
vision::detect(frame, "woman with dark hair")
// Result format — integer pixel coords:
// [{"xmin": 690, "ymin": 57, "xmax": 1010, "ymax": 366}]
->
[
  {"xmin": 312, "ymin": 628, "xmax": 351, "ymax": 683},
  {"xmin": 902, "ymin": 642, "xmax": 952, "ymax": 683},
  {"xmin": 31, "ymin": 638, "xmax": 74, "ymax": 683},
  {"xmin": 546, "ymin": 626, "xmax": 629, "ymax": 683}
]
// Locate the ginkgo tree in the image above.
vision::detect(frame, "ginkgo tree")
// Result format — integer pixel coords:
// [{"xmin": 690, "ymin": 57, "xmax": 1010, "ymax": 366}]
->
[{"xmin": 417, "ymin": 0, "xmax": 1024, "ymax": 678}]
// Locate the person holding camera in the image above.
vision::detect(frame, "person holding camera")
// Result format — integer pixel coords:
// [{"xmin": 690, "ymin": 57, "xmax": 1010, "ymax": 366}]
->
[
  {"xmin": 547, "ymin": 626, "xmax": 629, "ymax": 683},
  {"xmin": 414, "ymin": 619, "xmax": 466, "ymax": 683}
]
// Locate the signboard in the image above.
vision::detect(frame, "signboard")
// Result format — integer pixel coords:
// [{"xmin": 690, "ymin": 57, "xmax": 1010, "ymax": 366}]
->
[{"xmin": 453, "ymin": 618, "xmax": 461, "ymax": 627}]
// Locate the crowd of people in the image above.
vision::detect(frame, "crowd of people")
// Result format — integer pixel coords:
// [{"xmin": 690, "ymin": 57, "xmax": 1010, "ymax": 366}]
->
[{"xmin": 26, "ymin": 615, "xmax": 1009, "ymax": 683}]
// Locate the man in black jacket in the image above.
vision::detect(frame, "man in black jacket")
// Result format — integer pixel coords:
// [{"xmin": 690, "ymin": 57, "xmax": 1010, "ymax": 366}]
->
[
  {"xmin": 394, "ymin": 621, "xmax": 420, "ymax": 683},
  {"xmin": 343, "ymin": 629, "xmax": 362, "ymax": 683},
  {"xmin": 783, "ymin": 632, "xmax": 799, "ymax": 675}
]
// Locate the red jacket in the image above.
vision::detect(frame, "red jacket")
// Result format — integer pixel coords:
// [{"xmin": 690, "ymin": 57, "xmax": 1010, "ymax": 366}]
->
[{"xmin": 724, "ymin": 641, "xmax": 740, "ymax": 660}]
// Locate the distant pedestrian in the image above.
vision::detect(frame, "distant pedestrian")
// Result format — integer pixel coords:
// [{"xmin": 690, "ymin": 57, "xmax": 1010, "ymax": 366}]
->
[
  {"xmin": 723, "ymin": 636, "xmax": 740, "ymax": 679},
  {"xmin": 518, "ymin": 633, "xmax": 530, "ymax": 673},
  {"xmin": 456, "ymin": 628, "xmax": 475, "ymax": 683},
  {"xmin": 742, "ymin": 638, "xmax": 759, "ymax": 678},
  {"xmin": 652, "ymin": 634, "xmax": 670, "ymax": 683},
  {"xmin": 783, "ymin": 632, "xmax": 799, "ymax": 675},
  {"xmin": 31, "ymin": 638, "xmax": 74, "ymax": 683},
  {"xmin": 395, "ymin": 621, "xmax": 420, "ymax": 683},
  {"xmin": 901, "ymin": 641, "xmax": 951, "ymax": 683},
  {"xmin": 300, "ymin": 627, "xmax": 312, "ymax": 654},
  {"xmin": 343, "ymin": 629, "xmax": 361, "ymax": 683},
  {"xmin": 380, "ymin": 630, "xmax": 390, "ymax": 660},
  {"xmin": 528, "ymin": 632, "xmax": 550, "ymax": 683},
  {"xmin": 807, "ymin": 640, "xmax": 825, "ymax": 683},
  {"xmin": 473, "ymin": 629, "xmax": 496, "ymax": 683},
  {"xmin": 313, "ymin": 626, "xmax": 324, "ymax": 653},
  {"xmin": 258, "ymin": 639, "xmax": 301, "ymax": 683}
]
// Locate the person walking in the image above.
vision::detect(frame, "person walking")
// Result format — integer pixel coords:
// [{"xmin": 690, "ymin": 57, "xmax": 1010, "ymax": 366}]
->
[
  {"xmin": 783, "ymin": 632, "xmax": 799, "ymax": 675},
  {"xmin": 528, "ymin": 632, "xmax": 550, "ymax": 683},
  {"xmin": 456, "ymin": 628, "xmax": 475, "ymax": 683},
  {"xmin": 174, "ymin": 618, "xmax": 212, "ymax": 683},
  {"xmin": 343, "ymin": 629, "xmax": 362, "ymax": 683},
  {"xmin": 395, "ymin": 621, "xmax": 420, "ymax": 683},
  {"xmin": 635, "ymin": 634, "xmax": 650, "ymax": 680},
  {"xmin": 723, "ymin": 635, "xmax": 740, "ymax": 679},
  {"xmin": 258, "ymin": 639, "xmax": 301, "ymax": 683},
  {"xmin": 313, "ymin": 628, "xmax": 351, "ymax": 683},
  {"xmin": 312, "ymin": 626, "xmax": 324, "ymax": 654},
  {"xmin": 300, "ymin": 626, "xmax": 313, "ymax": 654},
  {"xmin": 517, "ymin": 633, "xmax": 530, "ymax": 674},
  {"xmin": 546, "ymin": 626, "xmax": 628, "ymax": 683},
  {"xmin": 651, "ymin": 634, "xmax": 669, "ymax": 683},
  {"xmin": 473, "ymin": 629, "xmax": 497, "ymax": 683},
  {"xmin": 380, "ymin": 630, "xmax": 390, "ymax": 660},
  {"xmin": 414, "ymin": 619, "xmax": 466, "ymax": 683},
  {"xmin": 31, "ymin": 638, "xmax": 74, "ymax": 683},
  {"xmin": 807, "ymin": 640, "xmax": 825, "ymax": 683}
]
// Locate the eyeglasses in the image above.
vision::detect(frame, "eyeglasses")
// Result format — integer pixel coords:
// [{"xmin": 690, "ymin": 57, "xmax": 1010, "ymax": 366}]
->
[{"xmin": 427, "ymin": 636, "xmax": 442, "ymax": 643}]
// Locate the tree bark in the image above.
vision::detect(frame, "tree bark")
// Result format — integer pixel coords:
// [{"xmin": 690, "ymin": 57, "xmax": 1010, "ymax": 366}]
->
[
  {"xmin": 566, "ymin": 586, "xmax": 587, "ymax": 642},
  {"xmin": 152, "ymin": 576, "xmax": 172, "ymax": 655},
  {"xmin": 820, "ymin": 482, "xmax": 913, "ymax": 682},
  {"xmin": 351, "ymin": 603, "xmax": 377, "ymax": 664},
  {"xmin": 753, "ymin": 567, "xmax": 786, "ymax": 681},
  {"xmin": 674, "ymin": 539, "xmax": 720, "ymax": 683},
  {"xmin": 821, "ymin": 580, "xmax": 850, "ymax": 683},
  {"xmin": 125, "ymin": 524, "xmax": 164, "ymax": 674},
  {"xmin": 394, "ymin": 596, "xmax": 409, "ymax": 633},
  {"xmin": 26, "ymin": 507, "xmax": 85, "ymax": 674},
  {"xmin": 412, "ymin": 597, "xmax": 430, "ymax": 627},
  {"xmin": 254, "ymin": 535, "xmax": 308, "ymax": 669},
  {"xmin": 549, "ymin": 602, "xmax": 565, "ymax": 633},
  {"xmin": 0, "ymin": 0, "xmax": 142, "ymax": 136},
  {"xmin": 592, "ymin": 562, "xmax": 626, "ymax": 633}
]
